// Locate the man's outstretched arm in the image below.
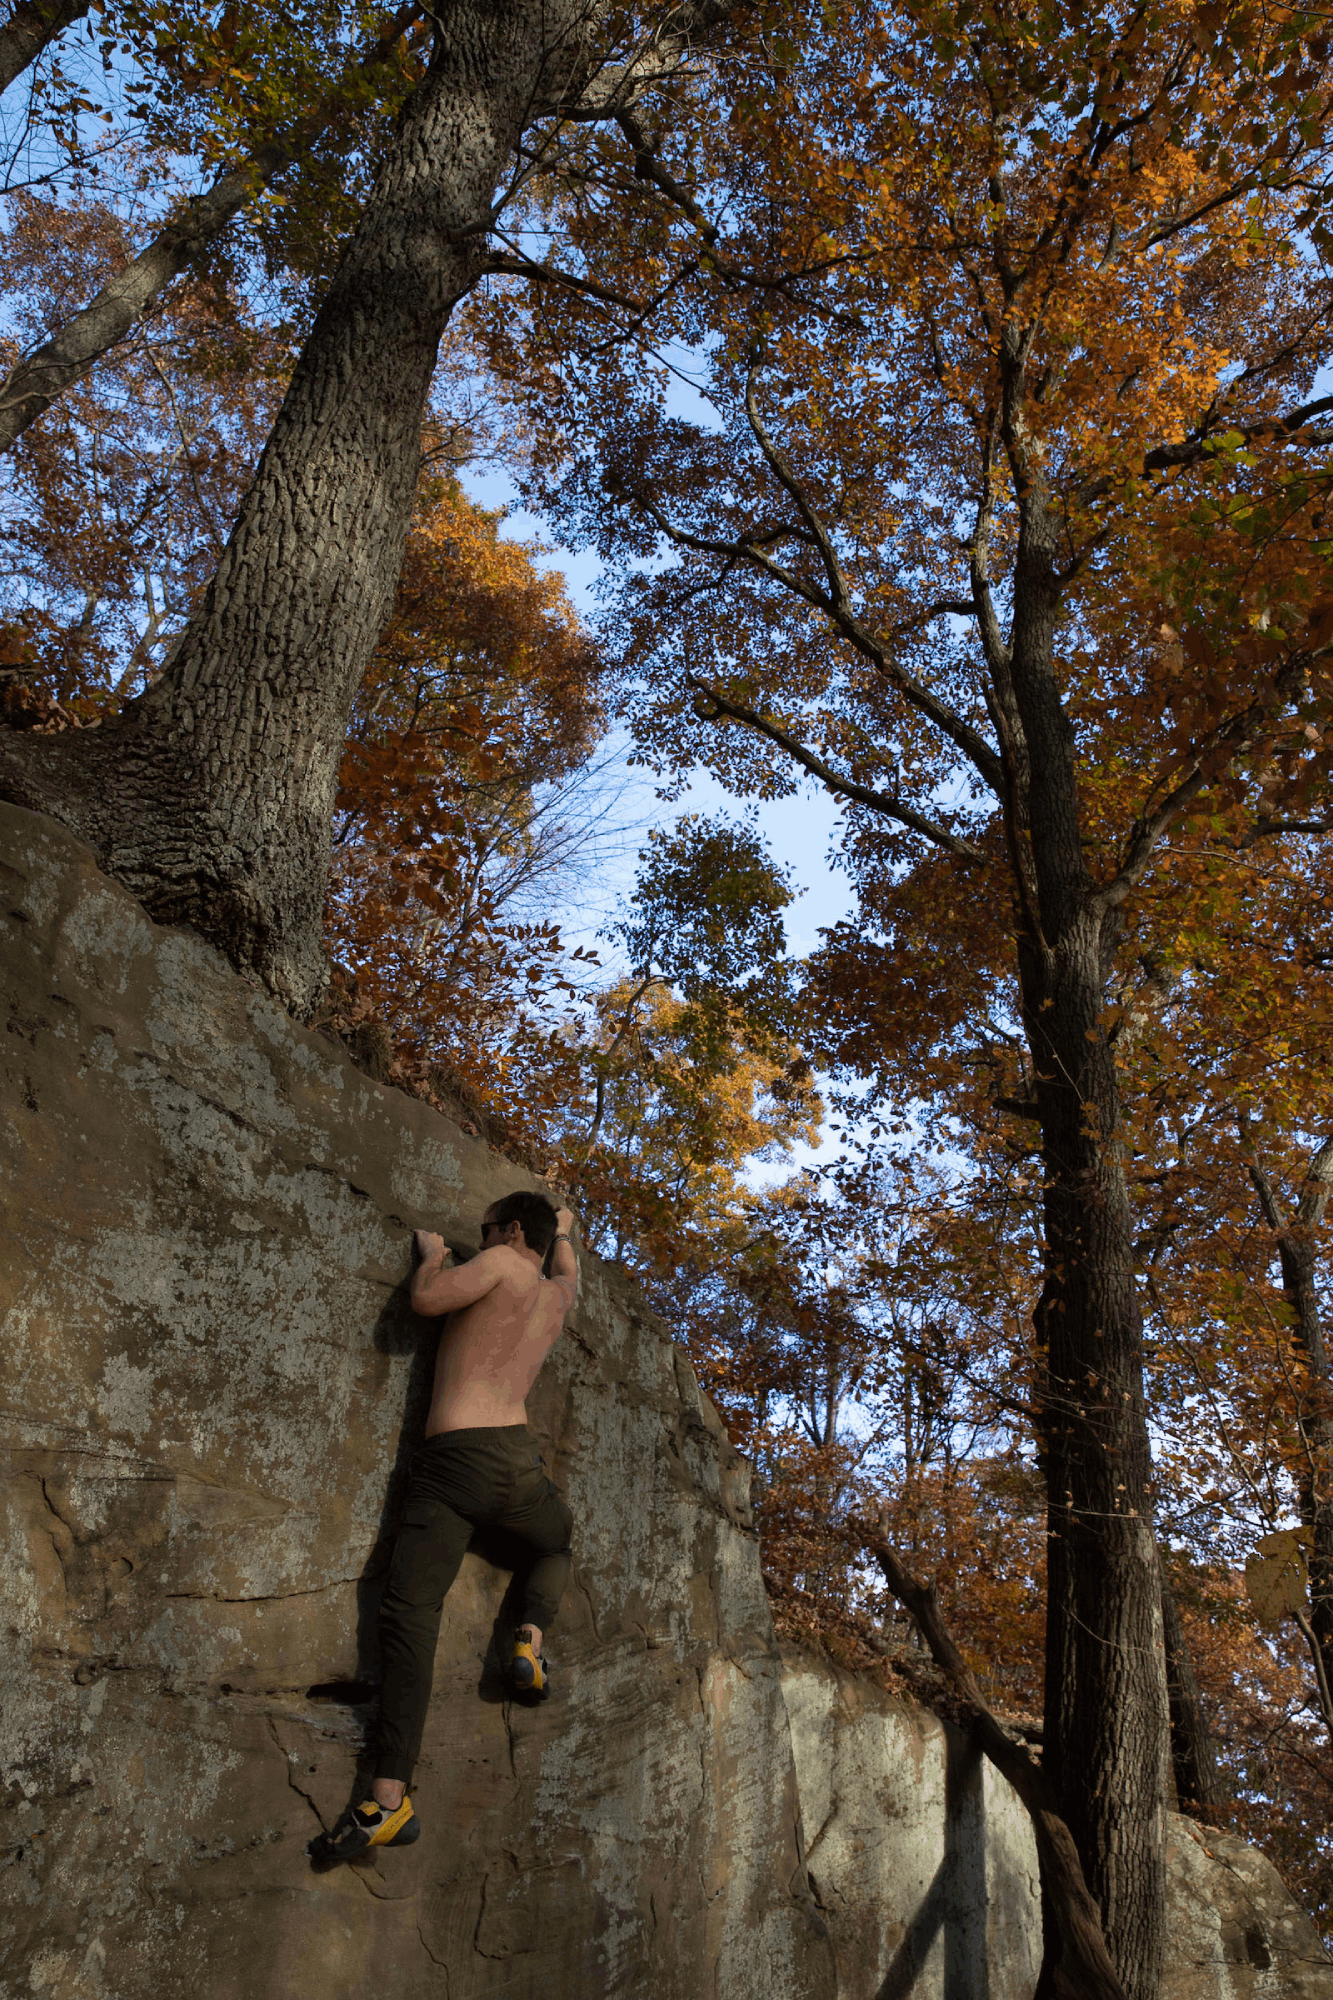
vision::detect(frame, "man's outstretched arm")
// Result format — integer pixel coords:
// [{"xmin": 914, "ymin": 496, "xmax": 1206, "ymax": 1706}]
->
[
  {"xmin": 550, "ymin": 1207, "xmax": 579, "ymax": 1311},
  {"xmin": 410, "ymin": 1231, "xmax": 505, "ymax": 1316}
]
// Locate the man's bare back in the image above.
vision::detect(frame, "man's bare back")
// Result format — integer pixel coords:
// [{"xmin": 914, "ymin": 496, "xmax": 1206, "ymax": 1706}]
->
[{"xmin": 410, "ymin": 1203, "xmax": 578, "ymax": 1433}]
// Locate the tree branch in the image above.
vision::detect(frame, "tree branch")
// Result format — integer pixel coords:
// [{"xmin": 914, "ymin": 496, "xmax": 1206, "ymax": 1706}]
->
[
  {"xmin": 743, "ymin": 350, "xmax": 851, "ymax": 614},
  {"xmin": 1075, "ymin": 394, "xmax": 1333, "ymax": 508},
  {"xmin": 540, "ymin": 0, "xmax": 739, "ymax": 121},
  {"xmin": 630, "ymin": 486, "xmax": 1004, "ymax": 797},
  {"xmin": 1298, "ymin": 1136, "xmax": 1333, "ymax": 1233},
  {"xmin": 1292, "ymin": 1606, "xmax": 1333, "ymax": 1744},
  {"xmin": 482, "ymin": 249, "xmax": 651, "ymax": 315},
  {"xmin": 688, "ymin": 674, "xmax": 987, "ymax": 863},
  {"xmin": 0, "ymin": 3, "xmax": 424, "ymax": 452},
  {"xmin": 1238, "ymin": 815, "xmax": 1333, "ymax": 849},
  {"xmin": 1094, "ymin": 654, "xmax": 1315, "ymax": 911},
  {"xmin": 616, "ymin": 105, "xmax": 719, "ymax": 244},
  {"xmin": 0, "ymin": 0, "xmax": 88, "ymax": 96}
]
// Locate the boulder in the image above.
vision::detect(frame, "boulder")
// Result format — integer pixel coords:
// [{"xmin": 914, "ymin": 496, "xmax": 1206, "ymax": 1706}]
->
[
  {"xmin": 779, "ymin": 1644, "xmax": 1041, "ymax": 2000},
  {"xmin": 5, "ymin": 794, "xmax": 1331, "ymax": 2000},
  {"xmin": 1164, "ymin": 1817, "xmax": 1333, "ymax": 2000},
  {"xmin": 0, "ymin": 801, "xmax": 835, "ymax": 2000},
  {"xmin": 779, "ymin": 1645, "xmax": 1333, "ymax": 2000}
]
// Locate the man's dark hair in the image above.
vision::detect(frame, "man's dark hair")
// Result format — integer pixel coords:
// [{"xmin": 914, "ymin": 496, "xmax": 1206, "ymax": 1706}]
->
[{"xmin": 486, "ymin": 1190, "xmax": 559, "ymax": 1256}]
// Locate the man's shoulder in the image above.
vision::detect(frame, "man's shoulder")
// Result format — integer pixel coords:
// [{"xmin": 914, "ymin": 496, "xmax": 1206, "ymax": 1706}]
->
[
  {"xmin": 492, "ymin": 1246, "xmax": 542, "ymax": 1291},
  {"xmin": 543, "ymin": 1267, "xmax": 577, "ymax": 1311}
]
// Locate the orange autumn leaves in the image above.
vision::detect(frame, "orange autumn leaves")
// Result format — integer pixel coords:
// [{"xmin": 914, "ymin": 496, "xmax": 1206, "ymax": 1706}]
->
[{"xmin": 323, "ymin": 476, "xmax": 605, "ymax": 1141}]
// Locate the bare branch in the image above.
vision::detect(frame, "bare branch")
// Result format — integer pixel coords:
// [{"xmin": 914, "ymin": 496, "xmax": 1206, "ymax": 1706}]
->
[
  {"xmin": 743, "ymin": 351, "xmax": 851, "ymax": 614},
  {"xmin": 994, "ymin": 1091, "xmax": 1042, "ymax": 1120},
  {"xmin": 615, "ymin": 105, "xmax": 719, "ymax": 244},
  {"xmin": 1238, "ymin": 815, "xmax": 1333, "ymax": 849},
  {"xmin": 1292, "ymin": 1607, "xmax": 1333, "ymax": 1743},
  {"xmin": 630, "ymin": 486, "xmax": 1005, "ymax": 795},
  {"xmin": 482, "ymin": 249, "xmax": 651, "ymax": 315}
]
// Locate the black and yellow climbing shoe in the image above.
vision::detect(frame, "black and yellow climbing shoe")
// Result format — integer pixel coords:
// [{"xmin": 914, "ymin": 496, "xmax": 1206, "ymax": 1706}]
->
[
  {"xmin": 308, "ymin": 1795, "xmax": 419, "ymax": 1864},
  {"xmin": 510, "ymin": 1635, "xmax": 552, "ymax": 1700}
]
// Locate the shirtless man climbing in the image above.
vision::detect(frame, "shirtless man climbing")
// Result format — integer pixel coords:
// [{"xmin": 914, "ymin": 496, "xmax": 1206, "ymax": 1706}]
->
[{"xmin": 312, "ymin": 1190, "xmax": 578, "ymax": 1864}]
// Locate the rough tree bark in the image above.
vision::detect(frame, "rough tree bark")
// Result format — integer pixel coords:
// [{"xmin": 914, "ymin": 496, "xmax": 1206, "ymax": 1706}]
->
[
  {"xmin": 676, "ymin": 332, "xmax": 1174, "ymax": 1988},
  {"xmin": 0, "ymin": 1, "xmax": 708, "ymax": 1015},
  {"xmin": 962, "ymin": 307, "xmax": 1169, "ymax": 1998},
  {"xmin": 1245, "ymin": 1134, "xmax": 1333, "ymax": 1744},
  {"xmin": 0, "ymin": 4, "xmax": 424, "ymax": 453},
  {"xmin": 1160, "ymin": 1556, "xmax": 1224, "ymax": 1813},
  {"xmin": 0, "ymin": 0, "xmax": 88, "ymax": 96}
]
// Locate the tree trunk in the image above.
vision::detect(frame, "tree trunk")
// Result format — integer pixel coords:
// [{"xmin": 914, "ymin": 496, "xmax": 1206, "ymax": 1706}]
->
[
  {"xmin": 0, "ymin": 0, "xmax": 88, "ymax": 95},
  {"xmin": 1005, "ymin": 473, "xmax": 1169, "ymax": 2000},
  {"xmin": 857, "ymin": 1522, "xmax": 1128, "ymax": 2000},
  {"xmin": 0, "ymin": 5, "xmax": 423, "ymax": 454},
  {"xmin": 1024, "ymin": 920, "xmax": 1168, "ymax": 2000},
  {"xmin": 0, "ymin": 2, "xmax": 595, "ymax": 1016},
  {"xmin": 1246, "ymin": 1137, "xmax": 1333, "ymax": 1745},
  {"xmin": 1160, "ymin": 1557, "xmax": 1224, "ymax": 1812}
]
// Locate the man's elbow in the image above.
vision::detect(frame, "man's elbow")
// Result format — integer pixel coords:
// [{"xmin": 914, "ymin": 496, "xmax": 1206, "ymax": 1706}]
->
[{"xmin": 410, "ymin": 1275, "xmax": 441, "ymax": 1315}]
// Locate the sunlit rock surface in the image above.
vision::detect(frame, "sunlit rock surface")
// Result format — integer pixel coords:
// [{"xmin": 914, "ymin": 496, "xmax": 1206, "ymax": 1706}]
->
[
  {"xmin": 0, "ymin": 800, "xmax": 835, "ymax": 2000},
  {"xmin": 1164, "ymin": 1817, "xmax": 1333, "ymax": 2000},
  {"xmin": 780, "ymin": 1644, "xmax": 1333, "ymax": 2000}
]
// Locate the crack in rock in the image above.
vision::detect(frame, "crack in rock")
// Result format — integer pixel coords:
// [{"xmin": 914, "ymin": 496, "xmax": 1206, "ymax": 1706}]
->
[
  {"xmin": 416, "ymin": 1919, "xmax": 450, "ymax": 1982},
  {"xmin": 165, "ymin": 1578, "xmax": 360, "ymax": 1604},
  {"xmin": 266, "ymin": 1716, "xmax": 324, "ymax": 1828}
]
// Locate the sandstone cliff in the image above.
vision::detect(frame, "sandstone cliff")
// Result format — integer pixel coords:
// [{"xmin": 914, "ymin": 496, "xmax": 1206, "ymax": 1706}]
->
[
  {"xmin": 780, "ymin": 1645, "xmax": 1333, "ymax": 2000},
  {"xmin": 5, "ymin": 796, "xmax": 1332, "ymax": 2000},
  {"xmin": 0, "ymin": 800, "xmax": 835, "ymax": 2000}
]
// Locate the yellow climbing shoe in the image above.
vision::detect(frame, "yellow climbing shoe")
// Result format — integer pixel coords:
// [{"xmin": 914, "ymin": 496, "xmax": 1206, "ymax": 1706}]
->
[
  {"xmin": 511, "ymin": 1636, "xmax": 551, "ymax": 1699},
  {"xmin": 309, "ymin": 1795, "xmax": 419, "ymax": 1863}
]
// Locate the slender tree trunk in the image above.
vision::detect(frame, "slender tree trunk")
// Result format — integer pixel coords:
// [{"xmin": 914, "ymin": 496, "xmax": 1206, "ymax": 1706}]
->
[
  {"xmin": 1246, "ymin": 1137, "xmax": 1333, "ymax": 1744},
  {"xmin": 1159, "ymin": 1557, "xmax": 1224, "ymax": 1812},
  {"xmin": 0, "ymin": 2, "xmax": 595, "ymax": 1016},
  {"xmin": 1004, "ymin": 473, "xmax": 1169, "ymax": 2000},
  {"xmin": 0, "ymin": 5, "xmax": 422, "ymax": 453},
  {"xmin": 0, "ymin": 0, "xmax": 88, "ymax": 95}
]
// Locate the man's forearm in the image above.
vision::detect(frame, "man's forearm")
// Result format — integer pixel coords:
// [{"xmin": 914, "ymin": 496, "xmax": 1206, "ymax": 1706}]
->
[
  {"xmin": 410, "ymin": 1261, "xmax": 445, "ymax": 1312},
  {"xmin": 551, "ymin": 1209, "xmax": 579, "ymax": 1292},
  {"xmin": 410, "ymin": 1231, "xmax": 452, "ymax": 1313}
]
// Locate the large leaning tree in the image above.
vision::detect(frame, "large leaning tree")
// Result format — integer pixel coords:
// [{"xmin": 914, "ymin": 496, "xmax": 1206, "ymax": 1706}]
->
[
  {"xmin": 465, "ymin": 0, "xmax": 1333, "ymax": 1990},
  {"xmin": 0, "ymin": 0, "xmax": 429, "ymax": 453},
  {"xmin": 0, "ymin": 0, "xmax": 734, "ymax": 1017}
]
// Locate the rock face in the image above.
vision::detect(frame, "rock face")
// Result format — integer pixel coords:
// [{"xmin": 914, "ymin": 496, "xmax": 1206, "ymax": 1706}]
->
[
  {"xmin": 779, "ymin": 1646, "xmax": 1333, "ymax": 2000},
  {"xmin": 5, "ymin": 797, "xmax": 1332, "ymax": 2000},
  {"xmin": 1165, "ymin": 1818, "xmax": 1333, "ymax": 2000},
  {"xmin": 780, "ymin": 1646, "xmax": 1042, "ymax": 2000},
  {"xmin": 0, "ymin": 801, "xmax": 836, "ymax": 2000}
]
